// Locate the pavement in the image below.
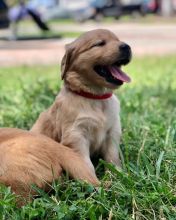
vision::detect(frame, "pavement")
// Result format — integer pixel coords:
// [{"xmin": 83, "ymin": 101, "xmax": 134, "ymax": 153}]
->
[{"xmin": 0, "ymin": 22, "xmax": 176, "ymax": 66}]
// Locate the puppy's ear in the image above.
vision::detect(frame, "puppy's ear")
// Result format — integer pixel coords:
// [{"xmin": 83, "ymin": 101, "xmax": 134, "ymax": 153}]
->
[{"xmin": 61, "ymin": 44, "xmax": 75, "ymax": 80}]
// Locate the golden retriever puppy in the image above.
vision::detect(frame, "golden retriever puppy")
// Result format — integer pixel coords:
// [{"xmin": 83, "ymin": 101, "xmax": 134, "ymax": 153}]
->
[
  {"xmin": 31, "ymin": 29, "xmax": 132, "ymax": 180},
  {"xmin": 0, "ymin": 128, "xmax": 99, "ymax": 204}
]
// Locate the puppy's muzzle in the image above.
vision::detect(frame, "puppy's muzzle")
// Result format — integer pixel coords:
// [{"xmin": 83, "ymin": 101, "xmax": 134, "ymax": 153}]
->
[{"xmin": 94, "ymin": 41, "xmax": 132, "ymax": 86}]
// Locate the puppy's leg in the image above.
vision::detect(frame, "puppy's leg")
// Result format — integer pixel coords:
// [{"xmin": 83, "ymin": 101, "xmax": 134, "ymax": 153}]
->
[
  {"xmin": 61, "ymin": 128, "xmax": 100, "ymax": 182},
  {"xmin": 103, "ymin": 141, "xmax": 121, "ymax": 168},
  {"xmin": 102, "ymin": 121, "xmax": 122, "ymax": 168}
]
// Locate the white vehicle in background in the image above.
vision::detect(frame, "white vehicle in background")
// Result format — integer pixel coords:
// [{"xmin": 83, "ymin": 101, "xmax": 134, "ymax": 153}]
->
[
  {"xmin": 8, "ymin": 0, "xmax": 161, "ymax": 24},
  {"xmin": 42, "ymin": 0, "xmax": 158, "ymax": 22},
  {"xmin": 42, "ymin": 0, "xmax": 144, "ymax": 22},
  {"xmin": 42, "ymin": 0, "xmax": 95, "ymax": 22}
]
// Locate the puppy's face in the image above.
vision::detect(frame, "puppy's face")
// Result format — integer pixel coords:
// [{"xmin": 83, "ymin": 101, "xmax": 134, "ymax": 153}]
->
[{"xmin": 61, "ymin": 29, "xmax": 132, "ymax": 91}]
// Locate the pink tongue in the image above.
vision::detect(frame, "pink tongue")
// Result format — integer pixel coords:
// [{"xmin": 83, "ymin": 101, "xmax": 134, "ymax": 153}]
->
[{"xmin": 108, "ymin": 66, "xmax": 131, "ymax": 83}]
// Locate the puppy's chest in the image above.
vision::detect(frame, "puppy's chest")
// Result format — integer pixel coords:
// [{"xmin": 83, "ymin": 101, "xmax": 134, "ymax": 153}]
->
[{"xmin": 77, "ymin": 105, "xmax": 114, "ymax": 151}]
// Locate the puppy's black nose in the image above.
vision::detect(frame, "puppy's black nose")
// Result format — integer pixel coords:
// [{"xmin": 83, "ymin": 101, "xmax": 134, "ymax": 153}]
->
[
  {"xmin": 118, "ymin": 43, "xmax": 132, "ymax": 65},
  {"xmin": 119, "ymin": 43, "xmax": 131, "ymax": 52}
]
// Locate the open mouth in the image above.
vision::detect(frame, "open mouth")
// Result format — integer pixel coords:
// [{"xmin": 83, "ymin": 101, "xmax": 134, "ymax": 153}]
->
[{"xmin": 94, "ymin": 60, "xmax": 131, "ymax": 86}]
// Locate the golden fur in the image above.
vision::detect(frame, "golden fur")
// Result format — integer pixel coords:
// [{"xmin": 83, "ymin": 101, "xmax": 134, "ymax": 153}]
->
[
  {"xmin": 31, "ymin": 29, "xmax": 132, "ymax": 181},
  {"xmin": 0, "ymin": 128, "xmax": 99, "ymax": 204}
]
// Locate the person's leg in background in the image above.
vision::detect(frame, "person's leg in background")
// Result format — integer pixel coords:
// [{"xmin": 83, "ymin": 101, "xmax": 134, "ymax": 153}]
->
[{"xmin": 8, "ymin": 3, "xmax": 28, "ymax": 40}]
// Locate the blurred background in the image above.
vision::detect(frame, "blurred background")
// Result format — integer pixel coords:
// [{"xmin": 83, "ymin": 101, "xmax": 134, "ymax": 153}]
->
[{"xmin": 0, "ymin": 0, "xmax": 176, "ymax": 66}]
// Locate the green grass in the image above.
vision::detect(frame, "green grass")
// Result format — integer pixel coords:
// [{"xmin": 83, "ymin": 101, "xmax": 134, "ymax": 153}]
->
[
  {"xmin": 16, "ymin": 14, "xmax": 176, "ymax": 40},
  {"xmin": 15, "ymin": 19, "xmax": 83, "ymax": 39},
  {"xmin": 13, "ymin": 15, "xmax": 176, "ymax": 40},
  {"xmin": 0, "ymin": 56, "xmax": 176, "ymax": 219},
  {"xmin": 18, "ymin": 30, "xmax": 82, "ymax": 39}
]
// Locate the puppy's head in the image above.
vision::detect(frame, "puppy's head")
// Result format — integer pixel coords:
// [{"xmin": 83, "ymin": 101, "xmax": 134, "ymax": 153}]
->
[{"xmin": 61, "ymin": 29, "xmax": 132, "ymax": 92}]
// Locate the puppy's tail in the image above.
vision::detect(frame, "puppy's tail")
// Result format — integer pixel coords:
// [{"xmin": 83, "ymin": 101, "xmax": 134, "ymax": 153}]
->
[{"xmin": 57, "ymin": 145, "xmax": 100, "ymax": 186}]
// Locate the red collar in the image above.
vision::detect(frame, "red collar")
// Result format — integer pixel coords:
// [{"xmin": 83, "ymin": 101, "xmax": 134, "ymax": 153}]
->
[{"xmin": 69, "ymin": 89, "xmax": 113, "ymax": 100}]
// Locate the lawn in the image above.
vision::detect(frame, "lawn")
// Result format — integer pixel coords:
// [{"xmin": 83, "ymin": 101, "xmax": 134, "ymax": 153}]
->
[{"xmin": 0, "ymin": 56, "xmax": 176, "ymax": 219}]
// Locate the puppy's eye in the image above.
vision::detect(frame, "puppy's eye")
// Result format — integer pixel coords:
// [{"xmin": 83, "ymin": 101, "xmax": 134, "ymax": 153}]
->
[{"xmin": 92, "ymin": 40, "xmax": 106, "ymax": 47}]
